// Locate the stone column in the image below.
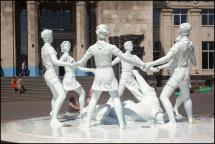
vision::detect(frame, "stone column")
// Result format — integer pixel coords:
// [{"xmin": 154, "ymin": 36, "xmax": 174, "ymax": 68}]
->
[
  {"xmin": 75, "ymin": 1, "xmax": 88, "ymax": 76},
  {"xmin": 160, "ymin": 9, "xmax": 173, "ymax": 76},
  {"xmin": 27, "ymin": 1, "xmax": 39, "ymax": 76},
  {"xmin": 142, "ymin": 1, "xmax": 153, "ymax": 75},
  {"xmin": 190, "ymin": 9, "xmax": 201, "ymax": 75},
  {"xmin": 1, "ymin": 1, "xmax": 16, "ymax": 77},
  {"xmin": 96, "ymin": 1, "xmax": 102, "ymax": 26}
]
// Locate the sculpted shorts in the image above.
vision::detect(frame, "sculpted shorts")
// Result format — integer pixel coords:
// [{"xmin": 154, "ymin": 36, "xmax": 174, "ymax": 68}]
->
[
  {"xmin": 167, "ymin": 67, "xmax": 190, "ymax": 88},
  {"xmin": 44, "ymin": 69, "xmax": 60, "ymax": 87}
]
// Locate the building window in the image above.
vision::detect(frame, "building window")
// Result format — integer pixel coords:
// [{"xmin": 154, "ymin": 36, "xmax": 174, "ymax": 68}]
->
[
  {"xmin": 173, "ymin": 9, "xmax": 188, "ymax": 25},
  {"xmin": 39, "ymin": 3, "xmax": 73, "ymax": 31},
  {"xmin": 202, "ymin": 41, "xmax": 214, "ymax": 69},
  {"xmin": 20, "ymin": 9, "xmax": 28, "ymax": 55},
  {"xmin": 202, "ymin": 9, "xmax": 214, "ymax": 25},
  {"xmin": 153, "ymin": 41, "xmax": 161, "ymax": 61},
  {"xmin": 153, "ymin": 9, "xmax": 161, "ymax": 26}
]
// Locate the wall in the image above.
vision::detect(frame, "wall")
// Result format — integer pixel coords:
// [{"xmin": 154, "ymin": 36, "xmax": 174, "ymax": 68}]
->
[{"xmin": 97, "ymin": 1, "xmax": 153, "ymax": 75}]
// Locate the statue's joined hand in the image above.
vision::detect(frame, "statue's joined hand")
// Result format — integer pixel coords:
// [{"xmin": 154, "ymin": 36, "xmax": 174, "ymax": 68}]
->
[
  {"xmin": 68, "ymin": 62, "xmax": 77, "ymax": 69},
  {"xmin": 152, "ymin": 67, "xmax": 160, "ymax": 73},
  {"xmin": 67, "ymin": 62, "xmax": 74, "ymax": 68},
  {"xmin": 141, "ymin": 63, "xmax": 146, "ymax": 70},
  {"xmin": 144, "ymin": 62, "xmax": 153, "ymax": 70}
]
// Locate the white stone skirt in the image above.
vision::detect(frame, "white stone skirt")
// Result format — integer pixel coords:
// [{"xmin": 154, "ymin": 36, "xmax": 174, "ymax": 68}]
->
[
  {"xmin": 63, "ymin": 73, "xmax": 81, "ymax": 91},
  {"xmin": 92, "ymin": 67, "xmax": 118, "ymax": 91}
]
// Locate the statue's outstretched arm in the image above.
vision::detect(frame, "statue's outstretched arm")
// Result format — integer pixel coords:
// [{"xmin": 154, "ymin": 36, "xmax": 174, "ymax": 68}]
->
[
  {"xmin": 149, "ymin": 51, "xmax": 173, "ymax": 67},
  {"xmin": 148, "ymin": 62, "xmax": 171, "ymax": 73},
  {"xmin": 144, "ymin": 43, "xmax": 180, "ymax": 69},
  {"xmin": 50, "ymin": 53, "xmax": 72, "ymax": 67},
  {"xmin": 112, "ymin": 57, "xmax": 120, "ymax": 66},
  {"xmin": 77, "ymin": 67, "xmax": 95, "ymax": 73},
  {"xmin": 71, "ymin": 47, "xmax": 93, "ymax": 68},
  {"xmin": 111, "ymin": 45, "xmax": 144, "ymax": 68},
  {"xmin": 158, "ymin": 62, "xmax": 171, "ymax": 70}
]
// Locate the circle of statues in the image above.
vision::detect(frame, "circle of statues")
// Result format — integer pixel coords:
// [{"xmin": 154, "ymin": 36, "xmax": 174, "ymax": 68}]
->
[{"xmin": 41, "ymin": 23, "xmax": 197, "ymax": 129}]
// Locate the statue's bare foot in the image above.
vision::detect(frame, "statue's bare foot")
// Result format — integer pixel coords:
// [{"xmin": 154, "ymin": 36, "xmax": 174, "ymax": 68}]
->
[
  {"xmin": 155, "ymin": 113, "xmax": 166, "ymax": 124},
  {"xmin": 174, "ymin": 109, "xmax": 184, "ymax": 118},
  {"xmin": 188, "ymin": 118, "xmax": 198, "ymax": 123},
  {"xmin": 50, "ymin": 119, "xmax": 63, "ymax": 127},
  {"xmin": 119, "ymin": 123, "xmax": 126, "ymax": 129},
  {"xmin": 120, "ymin": 125, "xmax": 126, "ymax": 129}
]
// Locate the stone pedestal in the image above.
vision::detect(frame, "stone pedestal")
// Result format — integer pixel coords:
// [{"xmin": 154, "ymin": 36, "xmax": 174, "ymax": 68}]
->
[{"xmin": 1, "ymin": 115, "xmax": 214, "ymax": 143}]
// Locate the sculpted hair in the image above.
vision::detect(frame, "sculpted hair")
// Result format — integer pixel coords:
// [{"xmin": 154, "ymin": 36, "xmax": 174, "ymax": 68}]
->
[
  {"xmin": 124, "ymin": 41, "xmax": 132, "ymax": 50},
  {"xmin": 41, "ymin": 29, "xmax": 52, "ymax": 42},
  {"xmin": 60, "ymin": 41, "xmax": 71, "ymax": 51},
  {"xmin": 179, "ymin": 23, "xmax": 192, "ymax": 36},
  {"xmin": 96, "ymin": 24, "xmax": 110, "ymax": 40}
]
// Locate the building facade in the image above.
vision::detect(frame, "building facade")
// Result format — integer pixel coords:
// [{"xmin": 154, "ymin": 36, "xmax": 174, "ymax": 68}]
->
[{"xmin": 1, "ymin": 1, "xmax": 214, "ymax": 78}]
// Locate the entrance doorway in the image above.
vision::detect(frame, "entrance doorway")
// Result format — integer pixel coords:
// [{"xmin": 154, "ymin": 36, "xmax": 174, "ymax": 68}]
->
[
  {"xmin": 15, "ymin": 1, "xmax": 28, "ymax": 76},
  {"xmin": 38, "ymin": 1, "xmax": 76, "ymax": 76}
]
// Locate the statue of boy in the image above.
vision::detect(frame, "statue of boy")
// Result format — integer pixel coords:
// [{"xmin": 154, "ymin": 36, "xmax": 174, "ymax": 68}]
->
[
  {"xmin": 145, "ymin": 23, "xmax": 197, "ymax": 126},
  {"xmin": 41, "ymin": 29, "xmax": 73, "ymax": 127},
  {"xmin": 110, "ymin": 41, "xmax": 157, "ymax": 101}
]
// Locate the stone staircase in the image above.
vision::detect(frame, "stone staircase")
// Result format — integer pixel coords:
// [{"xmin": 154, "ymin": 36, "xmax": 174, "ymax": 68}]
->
[
  {"xmin": 1, "ymin": 76, "xmax": 210, "ymax": 103},
  {"xmin": 0, "ymin": 77, "xmax": 138, "ymax": 103},
  {"xmin": 0, "ymin": 77, "xmax": 93, "ymax": 102}
]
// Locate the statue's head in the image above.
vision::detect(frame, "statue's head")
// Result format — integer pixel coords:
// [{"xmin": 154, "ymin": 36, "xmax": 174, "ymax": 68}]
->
[
  {"xmin": 124, "ymin": 41, "xmax": 133, "ymax": 51},
  {"xmin": 60, "ymin": 41, "xmax": 71, "ymax": 53},
  {"xmin": 41, "ymin": 29, "xmax": 53, "ymax": 43},
  {"xmin": 178, "ymin": 23, "xmax": 192, "ymax": 36},
  {"xmin": 96, "ymin": 24, "xmax": 110, "ymax": 40}
]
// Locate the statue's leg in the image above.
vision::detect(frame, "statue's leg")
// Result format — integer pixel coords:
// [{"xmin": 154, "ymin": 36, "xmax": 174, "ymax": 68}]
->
[
  {"xmin": 179, "ymin": 81, "xmax": 193, "ymax": 123},
  {"xmin": 49, "ymin": 85, "xmax": 59, "ymax": 116},
  {"xmin": 118, "ymin": 84, "xmax": 126, "ymax": 97},
  {"xmin": 74, "ymin": 86, "xmax": 86, "ymax": 118},
  {"xmin": 94, "ymin": 104, "xmax": 112, "ymax": 122},
  {"xmin": 126, "ymin": 83, "xmax": 143, "ymax": 102},
  {"xmin": 109, "ymin": 90, "xmax": 125, "ymax": 129},
  {"xmin": 173, "ymin": 95, "xmax": 184, "ymax": 117},
  {"xmin": 86, "ymin": 90, "xmax": 102, "ymax": 127},
  {"xmin": 50, "ymin": 81, "xmax": 67, "ymax": 127},
  {"xmin": 107, "ymin": 84, "xmax": 125, "ymax": 107},
  {"xmin": 159, "ymin": 84, "xmax": 176, "ymax": 125}
]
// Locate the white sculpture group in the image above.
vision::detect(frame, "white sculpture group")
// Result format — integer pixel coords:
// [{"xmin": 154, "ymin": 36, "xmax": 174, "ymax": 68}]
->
[{"xmin": 41, "ymin": 23, "xmax": 196, "ymax": 128}]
